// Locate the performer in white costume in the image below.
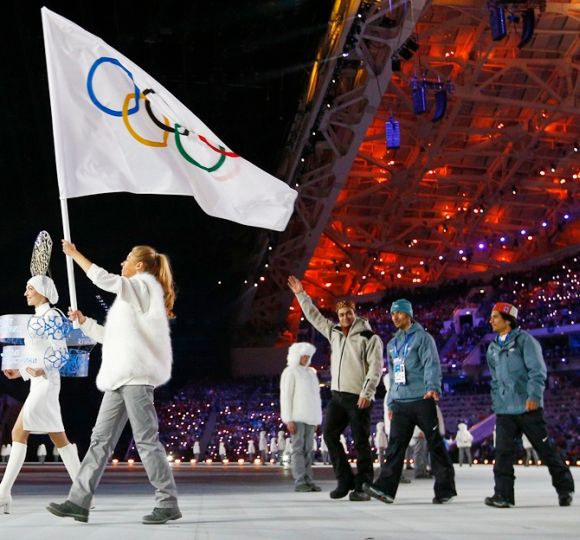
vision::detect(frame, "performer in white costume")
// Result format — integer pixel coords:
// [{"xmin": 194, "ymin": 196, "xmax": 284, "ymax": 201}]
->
[{"xmin": 0, "ymin": 275, "xmax": 81, "ymax": 514}]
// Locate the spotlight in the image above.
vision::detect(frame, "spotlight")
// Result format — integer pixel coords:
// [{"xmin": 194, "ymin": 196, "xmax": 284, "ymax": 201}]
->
[
  {"xmin": 488, "ymin": 3, "xmax": 507, "ymax": 41},
  {"xmin": 406, "ymin": 37, "xmax": 419, "ymax": 52},
  {"xmin": 399, "ymin": 46, "xmax": 413, "ymax": 61},
  {"xmin": 411, "ymin": 80, "xmax": 427, "ymax": 115},
  {"xmin": 574, "ymin": 142, "xmax": 579, "ymax": 152},
  {"xmin": 432, "ymin": 90, "xmax": 447, "ymax": 123},
  {"xmin": 385, "ymin": 115, "xmax": 401, "ymax": 149},
  {"xmin": 518, "ymin": 8, "xmax": 535, "ymax": 49}
]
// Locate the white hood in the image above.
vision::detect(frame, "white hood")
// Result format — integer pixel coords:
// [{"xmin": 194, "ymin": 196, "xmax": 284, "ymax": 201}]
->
[{"xmin": 287, "ymin": 342, "xmax": 316, "ymax": 367}]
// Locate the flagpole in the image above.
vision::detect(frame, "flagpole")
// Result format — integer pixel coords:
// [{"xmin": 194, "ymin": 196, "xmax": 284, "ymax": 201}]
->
[
  {"xmin": 42, "ymin": 8, "xmax": 79, "ymax": 324},
  {"xmin": 60, "ymin": 198, "xmax": 79, "ymax": 318}
]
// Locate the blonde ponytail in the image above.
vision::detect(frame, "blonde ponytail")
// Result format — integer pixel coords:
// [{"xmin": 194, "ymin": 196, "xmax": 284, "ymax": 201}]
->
[{"xmin": 130, "ymin": 245, "xmax": 176, "ymax": 319}]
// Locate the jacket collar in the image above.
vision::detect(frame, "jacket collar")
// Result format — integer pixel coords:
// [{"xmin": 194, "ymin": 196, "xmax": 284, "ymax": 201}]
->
[
  {"xmin": 394, "ymin": 321, "xmax": 423, "ymax": 338},
  {"xmin": 333, "ymin": 317, "xmax": 372, "ymax": 334},
  {"xmin": 493, "ymin": 327, "xmax": 521, "ymax": 347}
]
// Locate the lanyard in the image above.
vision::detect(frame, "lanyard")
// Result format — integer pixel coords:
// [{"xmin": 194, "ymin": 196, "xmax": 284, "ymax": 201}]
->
[{"xmin": 394, "ymin": 331, "xmax": 414, "ymax": 359}]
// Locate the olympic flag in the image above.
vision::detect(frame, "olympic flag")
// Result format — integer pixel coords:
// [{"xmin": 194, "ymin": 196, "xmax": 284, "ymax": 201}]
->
[{"xmin": 41, "ymin": 7, "xmax": 297, "ymax": 232}]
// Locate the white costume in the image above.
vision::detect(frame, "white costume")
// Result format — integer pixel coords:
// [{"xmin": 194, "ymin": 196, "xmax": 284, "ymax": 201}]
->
[
  {"xmin": 0, "ymin": 276, "xmax": 80, "ymax": 514},
  {"xmin": 20, "ymin": 302, "xmax": 66, "ymax": 433}
]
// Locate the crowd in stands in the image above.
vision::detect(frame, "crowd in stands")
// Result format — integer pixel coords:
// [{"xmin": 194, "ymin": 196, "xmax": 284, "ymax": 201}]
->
[{"xmin": 2, "ymin": 256, "xmax": 580, "ymax": 465}]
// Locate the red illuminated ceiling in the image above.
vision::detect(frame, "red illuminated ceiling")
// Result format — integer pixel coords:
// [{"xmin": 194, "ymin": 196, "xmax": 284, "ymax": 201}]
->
[
  {"xmin": 303, "ymin": 0, "xmax": 580, "ymax": 302},
  {"xmin": 245, "ymin": 1, "xmax": 580, "ymax": 337}
]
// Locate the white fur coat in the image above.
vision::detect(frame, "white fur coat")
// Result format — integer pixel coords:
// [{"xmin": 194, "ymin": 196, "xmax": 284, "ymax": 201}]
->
[{"xmin": 82, "ymin": 269, "xmax": 172, "ymax": 391}]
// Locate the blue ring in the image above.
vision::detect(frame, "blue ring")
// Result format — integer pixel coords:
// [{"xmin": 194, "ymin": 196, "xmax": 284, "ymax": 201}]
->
[{"xmin": 87, "ymin": 57, "xmax": 140, "ymax": 117}]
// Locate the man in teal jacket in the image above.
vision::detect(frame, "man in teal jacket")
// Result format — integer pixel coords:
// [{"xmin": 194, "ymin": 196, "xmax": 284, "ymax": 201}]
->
[
  {"xmin": 485, "ymin": 302, "xmax": 574, "ymax": 508},
  {"xmin": 364, "ymin": 299, "xmax": 456, "ymax": 505}
]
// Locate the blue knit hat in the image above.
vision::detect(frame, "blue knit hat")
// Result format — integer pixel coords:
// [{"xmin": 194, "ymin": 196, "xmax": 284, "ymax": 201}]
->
[{"xmin": 390, "ymin": 298, "xmax": 413, "ymax": 318}]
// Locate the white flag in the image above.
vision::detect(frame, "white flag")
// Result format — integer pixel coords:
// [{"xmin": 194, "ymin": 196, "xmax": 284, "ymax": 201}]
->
[{"xmin": 41, "ymin": 7, "xmax": 297, "ymax": 231}]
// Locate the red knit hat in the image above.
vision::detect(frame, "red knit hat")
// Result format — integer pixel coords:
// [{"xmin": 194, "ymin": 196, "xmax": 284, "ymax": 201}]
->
[{"xmin": 492, "ymin": 302, "xmax": 518, "ymax": 319}]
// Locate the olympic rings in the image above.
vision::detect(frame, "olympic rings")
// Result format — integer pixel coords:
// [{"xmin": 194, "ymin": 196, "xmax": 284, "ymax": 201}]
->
[
  {"xmin": 87, "ymin": 57, "xmax": 140, "ymax": 117},
  {"xmin": 87, "ymin": 57, "xmax": 240, "ymax": 172},
  {"xmin": 122, "ymin": 92, "xmax": 169, "ymax": 148},
  {"xmin": 175, "ymin": 124, "xmax": 226, "ymax": 173}
]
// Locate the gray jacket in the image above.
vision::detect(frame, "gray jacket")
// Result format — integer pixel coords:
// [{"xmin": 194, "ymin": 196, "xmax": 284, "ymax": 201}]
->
[
  {"xmin": 386, "ymin": 322, "xmax": 442, "ymax": 407},
  {"xmin": 486, "ymin": 328, "xmax": 546, "ymax": 415},
  {"xmin": 296, "ymin": 292, "xmax": 383, "ymax": 400}
]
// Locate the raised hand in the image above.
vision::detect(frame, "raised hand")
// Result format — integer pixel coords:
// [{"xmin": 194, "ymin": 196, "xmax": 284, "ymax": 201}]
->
[
  {"xmin": 61, "ymin": 239, "xmax": 78, "ymax": 257},
  {"xmin": 287, "ymin": 275, "xmax": 304, "ymax": 294}
]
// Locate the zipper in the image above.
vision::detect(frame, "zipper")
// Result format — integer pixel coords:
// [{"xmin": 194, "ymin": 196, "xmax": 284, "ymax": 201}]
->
[{"xmin": 337, "ymin": 326, "xmax": 350, "ymax": 390}]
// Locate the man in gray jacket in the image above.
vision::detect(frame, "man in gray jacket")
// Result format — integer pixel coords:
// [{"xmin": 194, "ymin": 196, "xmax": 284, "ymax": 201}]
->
[
  {"xmin": 484, "ymin": 302, "xmax": 574, "ymax": 508},
  {"xmin": 288, "ymin": 276, "xmax": 383, "ymax": 501},
  {"xmin": 364, "ymin": 299, "xmax": 456, "ymax": 505}
]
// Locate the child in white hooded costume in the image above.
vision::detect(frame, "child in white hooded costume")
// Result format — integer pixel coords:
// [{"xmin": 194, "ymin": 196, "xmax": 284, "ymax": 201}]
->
[
  {"xmin": 455, "ymin": 423, "xmax": 473, "ymax": 467},
  {"xmin": 280, "ymin": 342, "xmax": 323, "ymax": 492},
  {"xmin": 0, "ymin": 275, "xmax": 81, "ymax": 514}
]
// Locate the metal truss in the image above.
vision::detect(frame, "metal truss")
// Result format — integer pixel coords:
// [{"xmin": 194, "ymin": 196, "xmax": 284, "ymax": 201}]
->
[{"xmin": 243, "ymin": 0, "xmax": 580, "ymax": 343}]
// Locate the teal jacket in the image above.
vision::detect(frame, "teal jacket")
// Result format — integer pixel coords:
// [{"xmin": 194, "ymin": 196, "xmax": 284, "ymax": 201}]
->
[
  {"xmin": 386, "ymin": 322, "xmax": 442, "ymax": 407},
  {"xmin": 486, "ymin": 328, "xmax": 546, "ymax": 415}
]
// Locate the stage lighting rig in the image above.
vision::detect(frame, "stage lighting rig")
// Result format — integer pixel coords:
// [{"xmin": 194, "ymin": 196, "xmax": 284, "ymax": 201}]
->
[
  {"xmin": 410, "ymin": 76, "xmax": 454, "ymax": 122},
  {"xmin": 487, "ymin": 1, "xmax": 541, "ymax": 49}
]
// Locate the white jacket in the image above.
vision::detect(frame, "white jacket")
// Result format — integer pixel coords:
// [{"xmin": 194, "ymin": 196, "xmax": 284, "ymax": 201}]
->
[
  {"xmin": 258, "ymin": 432, "xmax": 268, "ymax": 451},
  {"xmin": 374, "ymin": 422, "xmax": 388, "ymax": 449},
  {"xmin": 455, "ymin": 423, "xmax": 473, "ymax": 448},
  {"xmin": 81, "ymin": 265, "xmax": 172, "ymax": 391},
  {"xmin": 280, "ymin": 343, "xmax": 323, "ymax": 426}
]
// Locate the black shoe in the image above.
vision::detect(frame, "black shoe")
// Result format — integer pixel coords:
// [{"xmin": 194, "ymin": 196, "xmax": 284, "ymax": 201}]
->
[
  {"xmin": 433, "ymin": 495, "xmax": 455, "ymax": 504},
  {"xmin": 142, "ymin": 507, "xmax": 182, "ymax": 525},
  {"xmin": 558, "ymin": 493, "xmax": 573, "ymax": 507},
  {"xmin": 362, "ymin": 482, "xmax": 394, "ymax": 504},
  {"xmin": 330, "ymin": 486, "xmax": 350, "ymax": 499},
  {"xmin": 484, "ymin": 495, "xmax": 513, "ymax": 508},
  {"xmin": 307, "ymin": 483, "xmax": 322, "ymax": 492},
  {"xmin": 294, "ymin": 483, "xmax": 313, "ymax": 492},
  {"xmin": 330, "ymin": 480, "xmax": 354, "ymax": 499},
  {"xmin": 400, "ymin": 476, "xmax": 412, "ymax": 484},
  {"xmin": 349, "ymin": 490, "xmax": 371, "ymax": 502},
  {"xmin": 46, "ymin": 500, "xmax": 89, "ymax": 523}
]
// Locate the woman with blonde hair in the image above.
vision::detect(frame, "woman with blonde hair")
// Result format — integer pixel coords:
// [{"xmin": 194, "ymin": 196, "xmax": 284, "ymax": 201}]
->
[{"xmin": 47, "ymin": 242, "xmax": 181, "ymax": 525}]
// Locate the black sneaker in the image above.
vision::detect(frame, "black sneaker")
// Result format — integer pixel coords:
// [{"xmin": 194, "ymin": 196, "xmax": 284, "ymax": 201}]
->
[
  {"xmin": 46, "ymin": 500, "xmax": 89, "ymax": 523},
  {"xmin": 142, "ymin": 507, "xmax": 182, "ymax": 525},
  {"xmin": 330, "ymin": 480, "xmax": 354, "ymax": 499},
  {"xmin": 307, "ymin": 483, "xmax": 322, "ymax": 492},
  {"xmin": 330, "ymin": 486, "xmax": 350, "ymax": 499},
  {"xmin": 362, "ymin": 482, "xmax": 394, "ymax": 504},
  {"xmin": 294, "ymin": 483, "xmax": 313, "ymax": 492},
  {"xmin": 432, "ymin": 495, "xmax": 455, "ymax": 504},
  {"xmin": 558, "ymin": 493, "xmax": 573, "ymax": 507},
  {"xmin": 484, "ymin": 495, "xmax": 513, "ymax": 508},
  {"xmin": 349, "ymin": 490, "xmax": 371, "ymax": 502}
]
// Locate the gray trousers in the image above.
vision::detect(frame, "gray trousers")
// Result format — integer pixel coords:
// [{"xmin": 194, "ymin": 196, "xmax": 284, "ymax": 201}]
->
[
  {"xmin": 291, "ymin": 423, "xmax": 315, "ymax": 486},
  {"xmin": 68, "ymin": 385, "xmax": 178, "ymax": 510},
  {"xmin": 458, "ymin": 447, "xmax": 472, "ymax": 466}
]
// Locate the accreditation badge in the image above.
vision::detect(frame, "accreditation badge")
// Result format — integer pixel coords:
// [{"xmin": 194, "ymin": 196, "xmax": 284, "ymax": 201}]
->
[{"xmin": 393, "ymin": 357, "xmax": 406, "ymax": 385}]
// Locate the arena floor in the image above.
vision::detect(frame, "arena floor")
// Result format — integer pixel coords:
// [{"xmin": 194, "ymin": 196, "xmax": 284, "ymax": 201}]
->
[{"xmin": 0, "ymin": 462, "xmax": 578, "ymax": 539}]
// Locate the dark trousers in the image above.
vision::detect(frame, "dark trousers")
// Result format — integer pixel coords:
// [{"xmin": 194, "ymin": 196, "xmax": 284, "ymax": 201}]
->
[
  {"xmin": 375, "ymin": 399, "xmax": 456, "ymax": 499},
  {"xmin": 494, "ymin": 409, "xmax": 575, "ymax": 504},
  {"xmin": 323, "ymin": 391, "xmax": 372, "ymax": 491}
]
